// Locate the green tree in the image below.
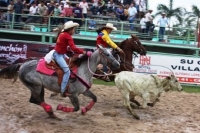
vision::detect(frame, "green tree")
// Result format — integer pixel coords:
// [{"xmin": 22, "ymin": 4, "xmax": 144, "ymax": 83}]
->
[{"xmin": 187, "ymin": 5, "xmax": 200, "ymax": 29}]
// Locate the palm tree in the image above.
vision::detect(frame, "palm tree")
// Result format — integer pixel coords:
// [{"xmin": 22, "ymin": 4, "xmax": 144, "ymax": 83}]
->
[
  {"xmin": 185, "ymin": 5, "xmax": 200, "ymax": 42},
  {"xmin": 155, "ymin": 0, "xmax": 185, "ymax": 25}
]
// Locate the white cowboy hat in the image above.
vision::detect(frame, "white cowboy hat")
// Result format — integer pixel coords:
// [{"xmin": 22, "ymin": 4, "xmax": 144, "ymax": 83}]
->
[
  {"xmin": 66, "ymin": 0, "xmax": 69, "ymax": 2},
  {"xmin": 161, "ymin": 12, "xmax": 166, "ymax": 15},
  {"xmin": 103, "ymin": 23, "xmax": 117, "ymax": 30},
  {"xmin": 63, "ymin": 21, "xmax": 79, "ymax": 30},
  {"xmin": 148, "ymin": 9, "xmax": 153, "ymax": 11}
]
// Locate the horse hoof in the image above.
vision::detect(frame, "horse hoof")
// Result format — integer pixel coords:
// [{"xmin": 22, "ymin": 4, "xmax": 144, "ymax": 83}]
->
[
  {"xmin": 81, "ymin": 107, "xmax": 87, "ymax": 115},
  {"xmin": 56, "ymin": 104, "xmax": 63, "ymax": 110}
]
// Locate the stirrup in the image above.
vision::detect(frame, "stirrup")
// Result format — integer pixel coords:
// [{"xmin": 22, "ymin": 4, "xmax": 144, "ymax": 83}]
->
[{"xmin": 60, "ymin": 92, "xmax": 71, "ymax": 97}]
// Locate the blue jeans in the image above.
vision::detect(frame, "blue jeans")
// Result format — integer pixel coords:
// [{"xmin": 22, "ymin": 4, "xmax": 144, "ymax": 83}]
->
[
  {"xmin": 53, "ymin": 51, "xmax": 70, "ymax": 93},
  {"xmin": 159, "ymin": 27, "xmax": 166, "ymax": 41},
  {"xmin": 7, "ymin": 13, "xmax": 12, "ymax": 22},
  {"xmin": 128, "ymin": 16, "xmax": 135, "ymax": 31}
]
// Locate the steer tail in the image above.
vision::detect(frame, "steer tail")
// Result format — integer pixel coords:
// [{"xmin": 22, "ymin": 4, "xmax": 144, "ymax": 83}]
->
[{"xmin": 0, "ymin": 63, "xmax": 22, "ymax": 83}]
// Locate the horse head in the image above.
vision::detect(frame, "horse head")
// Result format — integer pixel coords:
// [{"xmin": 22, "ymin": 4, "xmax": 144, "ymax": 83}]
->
[
  {"xmin": 98, "ymin": 45, "xmax": 120, "ymax": 70},
  {"xmin": 119, "ymin": 34, "xmax": 147, "ymax": 56}
]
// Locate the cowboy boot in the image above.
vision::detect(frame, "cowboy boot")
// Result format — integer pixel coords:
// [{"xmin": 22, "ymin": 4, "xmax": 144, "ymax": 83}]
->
[{"xmin": 60, "ymin": 84, "xmax": 71, "ymax": 97}]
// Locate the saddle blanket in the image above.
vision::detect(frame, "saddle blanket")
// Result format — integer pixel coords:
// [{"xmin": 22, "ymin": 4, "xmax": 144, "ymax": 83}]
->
[
  {"xmin": 36, "ymin": 58, "xmax": 56, "ymax": 76},
  {"xmin": 36, "ymin": 58, "xmax": 77, "ymax": 78}
]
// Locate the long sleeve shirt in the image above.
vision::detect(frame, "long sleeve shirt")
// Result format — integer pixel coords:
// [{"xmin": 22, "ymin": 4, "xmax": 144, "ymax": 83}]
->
[
  {"xmin": 55, "ymin": 32, "xmax": 84, "ymax": 54},
  {"xmin": 96, "ymin": 29, "xmax": 118, "ymax": 49}
]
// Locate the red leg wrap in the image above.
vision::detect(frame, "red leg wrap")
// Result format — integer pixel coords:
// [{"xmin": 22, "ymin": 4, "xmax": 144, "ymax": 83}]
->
[
  {"xmin": 40, "ymin": 102, "xmax": 52, "ymax": 112},
  {"xmin": 86, "ymin": 101, "xmax": 95, "ymax": 111},
  {"xmin": 62, "ymin": 107, "xmax": 74, "ymax": 112}
]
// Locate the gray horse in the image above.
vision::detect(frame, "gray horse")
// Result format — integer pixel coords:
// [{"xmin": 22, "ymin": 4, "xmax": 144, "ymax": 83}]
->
[{"xmin": 0, "ymin": 46, "xmax": 120, "ymax": 119}]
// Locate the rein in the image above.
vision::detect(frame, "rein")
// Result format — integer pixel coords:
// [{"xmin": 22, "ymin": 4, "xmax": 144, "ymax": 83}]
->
[
  {"xmin": 87, "ymin": 58, "xmax": 113, "ymax": 77},
  {"xmin": 87, "ymin": 49, "xmax": 113, "ymax": 77}
]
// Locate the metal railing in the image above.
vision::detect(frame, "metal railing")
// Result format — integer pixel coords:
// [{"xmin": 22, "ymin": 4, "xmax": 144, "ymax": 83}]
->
[{"xmin": 0, "ymin": 13, "xmax": 197, "ymax": 45}]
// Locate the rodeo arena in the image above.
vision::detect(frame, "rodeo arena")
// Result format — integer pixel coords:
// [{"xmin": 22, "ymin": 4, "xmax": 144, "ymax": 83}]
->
[{"xmin": 1, "ymin": 0, "xmax": 200, "ymax": 132}]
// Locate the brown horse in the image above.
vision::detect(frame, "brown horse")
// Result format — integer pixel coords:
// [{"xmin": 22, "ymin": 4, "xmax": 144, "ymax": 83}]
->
[{"xmin": 95, "ymin": 34, "xmax": 147, "ymax": 81}]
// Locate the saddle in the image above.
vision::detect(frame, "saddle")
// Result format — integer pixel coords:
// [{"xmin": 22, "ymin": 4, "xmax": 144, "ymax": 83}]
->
[{"xmin": 45, "ymin": 57, "xmax": 77, "ymax": 86}]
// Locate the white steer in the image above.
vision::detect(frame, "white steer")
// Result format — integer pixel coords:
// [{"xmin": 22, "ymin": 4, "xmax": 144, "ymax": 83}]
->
[{"xmin": 114, "ymin": 71, "xmax": 182, "ymax": 120}]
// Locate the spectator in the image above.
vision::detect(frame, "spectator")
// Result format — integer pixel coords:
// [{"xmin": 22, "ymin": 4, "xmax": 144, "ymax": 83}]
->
[
  {"xmin": 25, "ymin": 3, "xmax": 37, "ymax": 23},
  {"xmin": 115, "ymin": 4, "xmax": 125, "ymax": 21},
  {"xmin": 13, "ymin": 0, "xmax": 24, "ymax": 22},
  {"xmin": 145, "ymin": 9, "xmax": 154, "ymax": 34},
  {"xmin": 43, "ymin": 10, "xmax": 49, "ymax": 24},
  {"xmin": 138, "ymin": 0, "xmax": 146, "ymax": 18},
  {"xmin": 88, "ymin": 17, "xmax": 96, "ymax": 29},
  {"xmin": 90, "ymin": 0, "xmax": 98, "ymax": 15},
  {"xmin": 123, "ymin": 4, "xmax": 129, "ymax": 20},
  {"xmin": 107, "ymin": 0, "xmax": 115, "ymax": 15},
  {"xmin": 48, "ymin": 1, "xmax": 55, "ymax": 15},
  {"xmin": 97, "ymin": 0, "xmax": 105, "ymax": 15},
  {"xmin": 73, "ymin": 3, "xmax": 83, "ymax": 34},
  {"xmin": 27, "ymin": 0, "xmax": 48, "ymax": 23},
  {"xmin": 134, "ymin": 0, "xmax": 139, "ymax": 11},
  {"xmin": 7, "ymin": 1, "xmax": 14, "ymax": 22},
  {"xmin": 79, "ymin": 0, "xmax": 89, "ymax": 18},
  {"xmin": 157, "ymin": 12, "xmax": 169, "ymax": 42},
  {"xmin": 0, "ymin": 0, "xmax": 8, "ymax": 7},
  {"xmin": 48, "ymin": 0, "xmax": 55, "ymax": 25},
  {"xmin": 62, "ymin": 0, "xmax": 70, "ymax": 8},
  {"xmin": 139, "ymin": 12, "xmax": 146, "ymax": 36},
  {"xmin": 128, "ymin": 3, "xmax": 137, "ymax": 31},
  {"xmin": 52, "ymin": 3, "xmax": 61, "ymax": 25},
  {"xmin": 63, "ymin": 3, "xmax": 73, "ymax": 22},
  {"xmin": 0, "ymin": 10, "xmax": 6, "ymax": 28}
]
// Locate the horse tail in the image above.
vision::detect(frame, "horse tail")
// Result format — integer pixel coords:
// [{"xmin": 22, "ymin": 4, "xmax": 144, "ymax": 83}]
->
[{"xmin": 0, "ymin": 63, "xmax": 22, "ymax": 83}]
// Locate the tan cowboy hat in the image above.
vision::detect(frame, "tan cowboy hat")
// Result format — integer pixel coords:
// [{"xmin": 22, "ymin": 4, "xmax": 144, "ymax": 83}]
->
[
  {"xmin": 66, "ymin": 0, "xmax": 69, "ymax": 2},
  {"xmin": 103, "ymin": 23, "xmax": 117, "ymax": 30},
  {"xmin": 63, "ymin": 21, "xmax": 79, "ymax": 30}
]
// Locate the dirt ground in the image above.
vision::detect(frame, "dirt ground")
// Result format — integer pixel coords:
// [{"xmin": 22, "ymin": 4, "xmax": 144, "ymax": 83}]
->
[{"xmin": 0, "ymin": 79, "xmax": 200, "ymax": 133}]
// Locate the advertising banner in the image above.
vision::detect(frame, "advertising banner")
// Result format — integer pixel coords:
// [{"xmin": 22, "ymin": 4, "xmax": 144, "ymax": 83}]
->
[
  {"xmin": 0, "ymin": 41, "xmax": 51, "ymax": 68},
  {"xmin": 133, "ymin": 54, "xmax": 200, "ymax": 84}
]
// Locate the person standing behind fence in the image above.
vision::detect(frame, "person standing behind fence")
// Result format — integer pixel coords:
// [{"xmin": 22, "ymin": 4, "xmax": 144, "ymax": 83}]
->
[
  {"xmin": 25, "ymin": 3, "xmax": 37, "ymax": 23},
  {"xmin": 157, "ymin": 12, "xmax": 169, "ymax": 42},
  {"xmin": 140, "ymin": 13, "xmax": 146, "ymax": 33},
  {"xmin": 73, "ymin": 3, "xmax": 83, "ymax": 34},
  {"xmin": 79, "ymin": 0, "xmax": 89, "ymax": 18},
  {"xmin": 90, "ymin": 0, "xmax": 98, "ymax": 15},
  {"xmin": 13, "ymin": 0, "xmax": 24, "ymax": 22},
  {"xmin": 26, "ymin": 1, "xmax": 48, "ymax": 24},
  {"xmin": 7, "ymin": 1, "xmax": 14, "ymax": 22},
  {"xmin": 53, "ymin": 3, "xmax": 61, "ymax": 25},
  {"xmin": 145, "ymin": 9, "xmax": 154, "ymax": 34},
  {"xmin": 128, "ymin": 3, "xmax": 137, "ymax": 31}
]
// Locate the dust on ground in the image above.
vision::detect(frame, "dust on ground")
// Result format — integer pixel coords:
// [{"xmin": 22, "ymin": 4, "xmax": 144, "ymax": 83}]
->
[{"xmin": 0, "ymin": 79, "xmax": 200, "ymax": 133}]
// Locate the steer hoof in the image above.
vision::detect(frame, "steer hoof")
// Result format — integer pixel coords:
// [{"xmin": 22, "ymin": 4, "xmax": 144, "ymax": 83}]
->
[
  {"xmin": 134, "ymin": 115, "xmax": 140, "ymax": 120},
  {"xmin": 147, "ymin": 103, "xmax": 154, "ymax": 107}
]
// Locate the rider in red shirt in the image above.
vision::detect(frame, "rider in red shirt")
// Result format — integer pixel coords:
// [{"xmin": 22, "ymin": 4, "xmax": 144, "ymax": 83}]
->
[{"xmin": 53, "ymin": 21, "xmax": 91, "ymax": 97}]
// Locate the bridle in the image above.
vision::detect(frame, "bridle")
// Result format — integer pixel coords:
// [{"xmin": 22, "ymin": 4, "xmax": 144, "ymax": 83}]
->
[
  {"xmin": 87, "ymin": 48, "xmax": 118, "ymax": 76},
  {"xmin": 117, "ymin": 38, "xmax": 145, "ymax": 71}
]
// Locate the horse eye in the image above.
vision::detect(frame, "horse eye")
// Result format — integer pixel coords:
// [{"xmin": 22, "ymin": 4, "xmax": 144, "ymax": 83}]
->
[
  {"xmin": 106, "ymin": 53, "xmax": 109, "ymax": 56},
  {"xmin": 175, "ymin": 80, "xmax": 178, "ymax": 82}
]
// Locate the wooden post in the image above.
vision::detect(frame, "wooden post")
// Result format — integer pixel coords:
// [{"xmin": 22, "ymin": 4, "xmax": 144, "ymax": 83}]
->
[{"xmin": 198, "ymin": 21, "xmax": 200, "ymax": 47}]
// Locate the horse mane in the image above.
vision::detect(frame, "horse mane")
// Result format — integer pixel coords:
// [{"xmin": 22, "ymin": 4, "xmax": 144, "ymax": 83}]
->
[
  {"xmin": 72, "ymin": 54, "xmax": 88, "ymax": 67},
  {"xmin": 118, "ymin": 38, "xmax": 129, "ymax": 49}
]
